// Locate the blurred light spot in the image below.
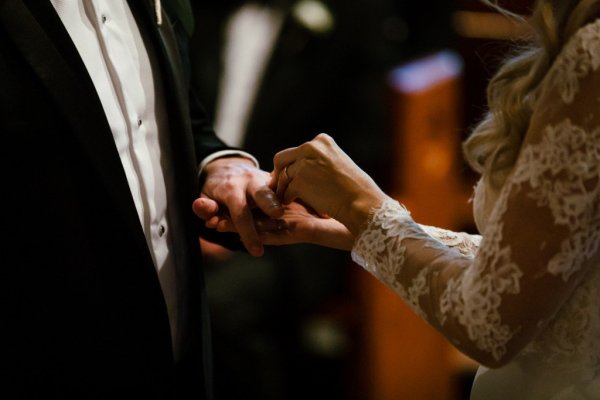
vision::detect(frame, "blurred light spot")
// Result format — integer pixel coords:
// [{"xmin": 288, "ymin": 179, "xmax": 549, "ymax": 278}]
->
[
  {"xmin": 292, "ymin": 0, "xmax": 335, "ymax": 35},
  {"xmin": 388, "ymin": 50, "xmax": 463, "ymax": 94},
  {"xmin": 302, "ymin": 317, "xmax": 349, "ymax": 358}
]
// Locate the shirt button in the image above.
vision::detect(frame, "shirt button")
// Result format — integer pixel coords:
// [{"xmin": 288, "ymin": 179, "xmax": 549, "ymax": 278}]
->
[
  {"xmin": 158, "ymin": 225, "xmax": 166, "ymax": 237},
  {"xmin": 137, "ymin": 119, "xmax": 143, "ymax": 127},
  {"xmin": 101, "ymin": 15, "xmax": 107, "ymax": 23}
]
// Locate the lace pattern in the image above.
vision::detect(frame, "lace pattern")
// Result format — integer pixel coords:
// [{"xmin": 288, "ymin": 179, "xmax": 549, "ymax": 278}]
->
[
  {"xmin": 352, "ymin": 200, "xmax": 433, "ymax": 319},
  {"xmin": 351, "ymin": 19, "xmax": 600, "ymax": 375},
  {"xmin": 420, "ymin": 225, "xmax": 481, "ymax": 258},
  {"xmin": 511, "ymin": 119, "xmax": 600, "ymax": 281},
  {"xmin": 547, "ymin": 20, "xmax": 600, "ymax": 104},
  {"xmin": 524, "ymin": 267, "xmax": 600, "ymax": 369}
]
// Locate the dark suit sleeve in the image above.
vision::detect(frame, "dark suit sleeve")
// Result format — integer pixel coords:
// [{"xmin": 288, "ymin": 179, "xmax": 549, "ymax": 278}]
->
[
  {"xmin": 164, "ymin": 3, "xmax": 248, "ymax": 251},
  {"xmin": 188, "ymin": 88, "xmax": 236, "ymax": 165},
  {"xmin": 163, "ymin": 1, "xmax": 236, "ymax": 163}
]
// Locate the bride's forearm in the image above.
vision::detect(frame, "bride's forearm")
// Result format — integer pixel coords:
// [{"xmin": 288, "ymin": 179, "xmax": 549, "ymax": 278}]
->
[
  {"xmin": 306, "ymin": 219, "xmax": 355, "ymax": 251},
  {"xmin": 258, "ymin": 203, "xmax": 355, "ymax": 250},
  {"xmin": 337, "ymin": 188, "xmax": 388, "ymax": 237}
]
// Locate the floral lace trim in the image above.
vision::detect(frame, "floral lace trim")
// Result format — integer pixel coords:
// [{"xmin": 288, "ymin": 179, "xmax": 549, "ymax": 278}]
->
[
  {"xmin": 420, "ymin": 225, "xmax": 481, "ymax": 258},
  {"xmin": 547, "ymin": 18, "xmax": 600, "ymax": 104},
  {"xmin": 523, "ymin": 267, "xmax": 600, "ymax": 369},
  {"xmin": 439, "ymin": 206, "xmax": 523, "ymax": 360},
  {"xmin": 350, "ymin": 21, "xmax": 600, "ymax": 363},
  {"xmin": 351, "ymin": 116, "xmax": 600, "ymax": 360},
  {"xmin": 512, "ymin": 118, "xmax": 600, "ymax": 281},
  {"xmin": 351, "ymin": 198, "xmax": 432, "ymax": 319}
]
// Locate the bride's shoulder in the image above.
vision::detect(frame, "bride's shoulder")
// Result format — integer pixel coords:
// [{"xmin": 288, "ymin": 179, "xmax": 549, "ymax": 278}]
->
[
  {"xmin": 544, "ymin": 18, "xmax": 600, "ymax": 104},
  {"xmin": 563, "ymin": 17, "xmax": 600, "ymax": 60}
]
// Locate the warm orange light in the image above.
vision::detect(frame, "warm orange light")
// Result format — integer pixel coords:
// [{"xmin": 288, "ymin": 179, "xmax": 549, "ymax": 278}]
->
[{"xmin": 452, "ymin": 11, "xmax": 532, "ymax": 40}]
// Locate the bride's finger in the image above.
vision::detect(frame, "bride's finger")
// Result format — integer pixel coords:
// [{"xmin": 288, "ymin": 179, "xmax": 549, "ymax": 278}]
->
[
  {"xmin": 276, "ymin": 165, "xmax": 293, "ymax": 201},
  {"xmin": 258, "ymin": 231, "xmax": 296, "ymax": 246},
  {"xmin": 273, "ymin": 146, "xmax": 300, "ymax": 173},
  {"xmin": 282, "ymin": 181, "xmax": 300, "ymax": 205}
]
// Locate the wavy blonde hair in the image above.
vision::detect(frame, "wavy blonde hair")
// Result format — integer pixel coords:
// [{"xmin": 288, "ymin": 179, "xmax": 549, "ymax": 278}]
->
[{"xmin": 463, "ymin": 0, "xmax": 600, "ymax": 188}]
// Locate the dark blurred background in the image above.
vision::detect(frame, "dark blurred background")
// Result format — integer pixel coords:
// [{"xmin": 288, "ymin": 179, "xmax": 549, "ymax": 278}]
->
[{"xmin": 188, "ymin": 1, "xmax": 534, "ymax": 399}]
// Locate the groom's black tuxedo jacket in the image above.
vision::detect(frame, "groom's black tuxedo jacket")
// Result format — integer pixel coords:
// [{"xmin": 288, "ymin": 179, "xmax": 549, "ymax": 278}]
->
[{"xmin": 0, "ymin": 0, "xmax": 233, "ymax": 398}]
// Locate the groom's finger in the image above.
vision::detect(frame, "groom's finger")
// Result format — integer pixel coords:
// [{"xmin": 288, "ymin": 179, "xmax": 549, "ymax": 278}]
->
[
  {"xmin": 192, "ymin": 197, "xmax": 220, "ymax": 220},
  {"xmin": 250, "ymin": 185, "xmax": 284, "ymax": 219},
  {"xmin": 215, "ymin": 218, "xmax": 236, "ymax": 232}
]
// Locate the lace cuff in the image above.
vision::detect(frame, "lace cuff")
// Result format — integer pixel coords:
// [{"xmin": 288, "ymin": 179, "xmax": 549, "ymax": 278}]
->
[
  {"xmin": 351, "ymin": 197, "xmax": 482, "ymax": 270},
  {"xmin": 350, "ymin": 197, "xmax": 483, "ymax": 322},
  {"xmin": 351, "ymin": 197, "xmax": 415, "ymax": 274}
]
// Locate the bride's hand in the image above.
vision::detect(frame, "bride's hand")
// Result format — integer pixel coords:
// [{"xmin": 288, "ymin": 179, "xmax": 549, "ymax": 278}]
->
[
  {"xmin": 272, "ymin": 133, "xmax": 387, "ymax": 235},
  {"xmin": 257, "ymin": 201, "xmax": 355, "ymax": 251},
  {"xmin": 203, "ymin": 201, "xmax": 354, "ymax": 251}
]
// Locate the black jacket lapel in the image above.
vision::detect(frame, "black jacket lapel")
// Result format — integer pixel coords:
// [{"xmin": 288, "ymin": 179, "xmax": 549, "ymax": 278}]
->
[
  {"xmin": 0, "ymin": 0, "xmax": 148, "ymax": 253},
  {"xmin": 128, "ymin": 5, "xmax": 215, "ymax": 398}
]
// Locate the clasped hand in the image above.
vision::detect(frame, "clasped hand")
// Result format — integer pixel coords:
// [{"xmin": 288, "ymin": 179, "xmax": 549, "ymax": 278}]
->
[
  {"xmin": 193, "ymin": 134, "xmax": 387, "ymax": 254},
  {"xmin": 192, "ymin": 156, "xmax": 283, "ymax": 257}
]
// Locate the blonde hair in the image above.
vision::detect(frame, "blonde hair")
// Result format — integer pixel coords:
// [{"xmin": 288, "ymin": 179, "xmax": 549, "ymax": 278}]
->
[{"xmin": 463, "ymin": 0, "xmax": 600, "ymax": 188}]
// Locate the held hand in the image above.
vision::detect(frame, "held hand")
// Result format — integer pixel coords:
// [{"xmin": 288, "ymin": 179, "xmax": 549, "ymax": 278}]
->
[
  {"xmin": 204, "ymin": 200, "xmax": 354, "ymax": 250},
  {"xmin": 272, "ymin": 133, "xmax": 387, "ymax": 235},
  {"xmin": 192, "ymin": 156, "xmax": 283, "ymax": 256},
  {"xmin": 257, "ymin": 201, "xmax": 355, "ymax": 251}
]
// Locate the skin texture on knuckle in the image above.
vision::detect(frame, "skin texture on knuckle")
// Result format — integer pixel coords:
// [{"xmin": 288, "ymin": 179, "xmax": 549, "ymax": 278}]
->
[
  {"xmin": 298, "ymin": 141, "xmax": 314, "ymax": 156},
  {"xmin": 273, "ymin": 152, "xmax": 290, "ymax": 170},
  {"xmin": 216, "ymin": 179, "xmax": 238, "ymax": 195},
  {"xmin": 219, "ymin": 183, "xmax": 248, "ymax": 207},
  {"xmin": 315, "ymin": 132, "xmax": 332, "ymax": 143},
  {"xmin": 241, "ymin": 168, "xmax": 257, "ymax": 182},
  {"xmin": 310, "ymin": 137, "xmax": 325, "ymax": 153}
]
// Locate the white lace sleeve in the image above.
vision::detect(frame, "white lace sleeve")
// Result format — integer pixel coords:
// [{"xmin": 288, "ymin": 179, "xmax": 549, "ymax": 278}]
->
[
  {"xmin": 351, "ymin": 20, "xmax": 600, "ymax": 367},
  {"xmin": 419, "ymin": 224, "xmax": 481, "ymax": 258}
]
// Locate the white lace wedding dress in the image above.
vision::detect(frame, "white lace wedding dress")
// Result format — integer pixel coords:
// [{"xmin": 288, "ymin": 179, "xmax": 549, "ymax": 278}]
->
[{"xmin": 351, "ymin": 18, "xmax": 600, "ymax": 399}]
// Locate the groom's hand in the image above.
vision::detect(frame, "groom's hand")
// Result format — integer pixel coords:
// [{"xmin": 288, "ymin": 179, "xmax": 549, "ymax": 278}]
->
[{"xmin": 193, "ymin": 157, "xmax": 283, "ymax": 256}]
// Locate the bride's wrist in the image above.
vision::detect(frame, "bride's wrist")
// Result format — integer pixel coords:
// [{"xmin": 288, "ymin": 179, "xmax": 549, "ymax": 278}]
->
[
  {"xmin": 311, "ymin": 221, "xmax": 355, "ymax": 251},
  {"xmin": 344, "ymin": 191, "xmax": 387, "ymax": 236}
]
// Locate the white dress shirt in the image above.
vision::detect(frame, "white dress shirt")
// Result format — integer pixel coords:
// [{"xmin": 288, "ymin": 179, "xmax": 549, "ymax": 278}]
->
[
  {"xmin": 50, "ymin": 0, "xmax": 181, "ymax": 355},
  {"xmin": 50, "ymin": 1, "xmax": 259, "ymax": 360}
]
